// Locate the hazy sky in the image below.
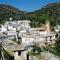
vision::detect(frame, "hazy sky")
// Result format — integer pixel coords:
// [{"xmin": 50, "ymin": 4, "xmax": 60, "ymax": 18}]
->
[{"xmin": 0, "ymin": 0, "xmax": 60, "ymax": 12}]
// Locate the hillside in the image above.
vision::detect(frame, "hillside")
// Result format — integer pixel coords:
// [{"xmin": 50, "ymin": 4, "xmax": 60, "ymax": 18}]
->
[
  {"xmin": 0, "ymin": 4, "xmax": 25, "ymax": 24},
  {"xmin": 0, "ymin": 3, "xmax": 60, "ymax": 27},
  {"xmin": 26, "ymin": 3, "xmax": 60, "ymax": 27}
]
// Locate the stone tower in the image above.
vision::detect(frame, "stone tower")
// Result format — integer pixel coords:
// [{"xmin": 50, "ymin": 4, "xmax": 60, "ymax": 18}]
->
[{"xmin": 45, "ymin": 20, "xmax": 51, "ymax": 32}]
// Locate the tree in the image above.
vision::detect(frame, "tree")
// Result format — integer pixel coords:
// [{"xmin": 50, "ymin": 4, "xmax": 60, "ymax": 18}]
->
[
  {"xmin": 17, "ymin": 37, "xmax": 22, "ymax": 44},
  {"xmin": 55, "ymin": 37, "xmax": 60, "ymax": 52}
]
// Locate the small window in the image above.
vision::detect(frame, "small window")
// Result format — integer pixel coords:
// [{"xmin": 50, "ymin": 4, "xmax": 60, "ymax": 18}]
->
[
  {"xmin": 50, "ymin": 40, "xmax": 52, "ymax": 41},
  {"xmin": 45, "ymin": 42, "xmax": 47, "ymax": 45},
  {"xmin": 18, "ymin": 51, "xmax": 21, "ymax": 56},
  {"xmin": 21, "ymin": 22, "xmax": 22, "ymax": 24},
  {"xmin": 50, "ymin": 37, "xmax": 51, "ymax": 39}
]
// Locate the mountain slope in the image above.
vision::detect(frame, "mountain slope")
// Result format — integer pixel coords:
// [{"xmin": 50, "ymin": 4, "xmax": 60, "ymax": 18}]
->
[
  {"xmin": 0, "ymin": 3, "xmax": 60, "ymax": 27},
  {"xmin": 0, "ymin": 4, "xmax": 25, "ymax": 24},
  {"xmin": 28, "ymin": 3, "xmax": 60, "ymax": 16},
  {"xmin": 26, "ymin": 3, "xmax": 60, "ymax": 27}
]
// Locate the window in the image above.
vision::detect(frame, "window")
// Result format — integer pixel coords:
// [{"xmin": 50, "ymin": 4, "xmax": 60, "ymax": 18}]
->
[
  {"xmin": 50, "ymin": 37, "xmax": 51, "ymax": 39},
  {"xmin": 21, "ymin": 22, "xmax": 22, "ymax": 24},
  {"xmin": 45, "ymin": 42, "xmax": 47, "ymax": 45},
  {"xmin": 18, "ymin": 51, "xmax": 21, "ymax": 56}
]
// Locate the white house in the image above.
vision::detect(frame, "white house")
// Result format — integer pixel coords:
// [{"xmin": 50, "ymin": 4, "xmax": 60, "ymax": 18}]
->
[{"xmin": 1, "ymin": 25, "xmax": 7, "ymax": 32}]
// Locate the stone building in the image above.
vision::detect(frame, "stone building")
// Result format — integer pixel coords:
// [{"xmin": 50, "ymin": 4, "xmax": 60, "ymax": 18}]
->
[{"xmin": 2, "ymin": 40, "xmax": 33, "ymax": 60}]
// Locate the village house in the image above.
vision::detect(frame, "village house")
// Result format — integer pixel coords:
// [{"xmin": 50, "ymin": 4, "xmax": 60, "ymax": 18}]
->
[
  {"xmin": 0, "ymin": 20, "xmax": 56, "ymax": 47},
  {"xmin": 2, "ymin": 40, "xmax": 33, "ymax": 60}
]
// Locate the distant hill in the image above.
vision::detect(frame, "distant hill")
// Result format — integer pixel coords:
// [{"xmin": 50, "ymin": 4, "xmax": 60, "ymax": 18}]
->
[
  {"xmin": 0, "ymin": 3, "xmax": 60, "ymax": 27},
  {"xmin": 0, "ymin": 4, "xmax": 25, "ymax": 24},
  {"xmin": 26, "ymin": 3, "xmax": 60, "ymax": 27}
]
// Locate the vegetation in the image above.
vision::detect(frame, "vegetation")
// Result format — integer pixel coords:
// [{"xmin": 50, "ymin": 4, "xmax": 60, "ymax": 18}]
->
[
  {"xmin": 0, "ymin": 3, "xmax": 60, "ymax": 27},
  {"xmin": 30, "ymin": 45, "xmax": 42, "ymax": 56},
  {"xmin": 0, "ymin": 4, "xmax": 25, "ymax": 24},
  {"xmin": 54, "ymin": 37, "xmax": 60, "ymax": 56},
  {"xmin": 12, "ymin": 37, "xmax": 17, "ymax": 42},
  {"xmin": 3, "ymin": 47, "xmax": 14, "ymax": 56},
  {"xmin": 42, "ymin": 36, "xmax": 60, "ymax": 57},
  {"xmin": 17, "ymin": 37, "xmax": 22, "ymax": 44},
  {"xmin": 26, "ymin": 3, "xmax": 60, "ymax": 27}
]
